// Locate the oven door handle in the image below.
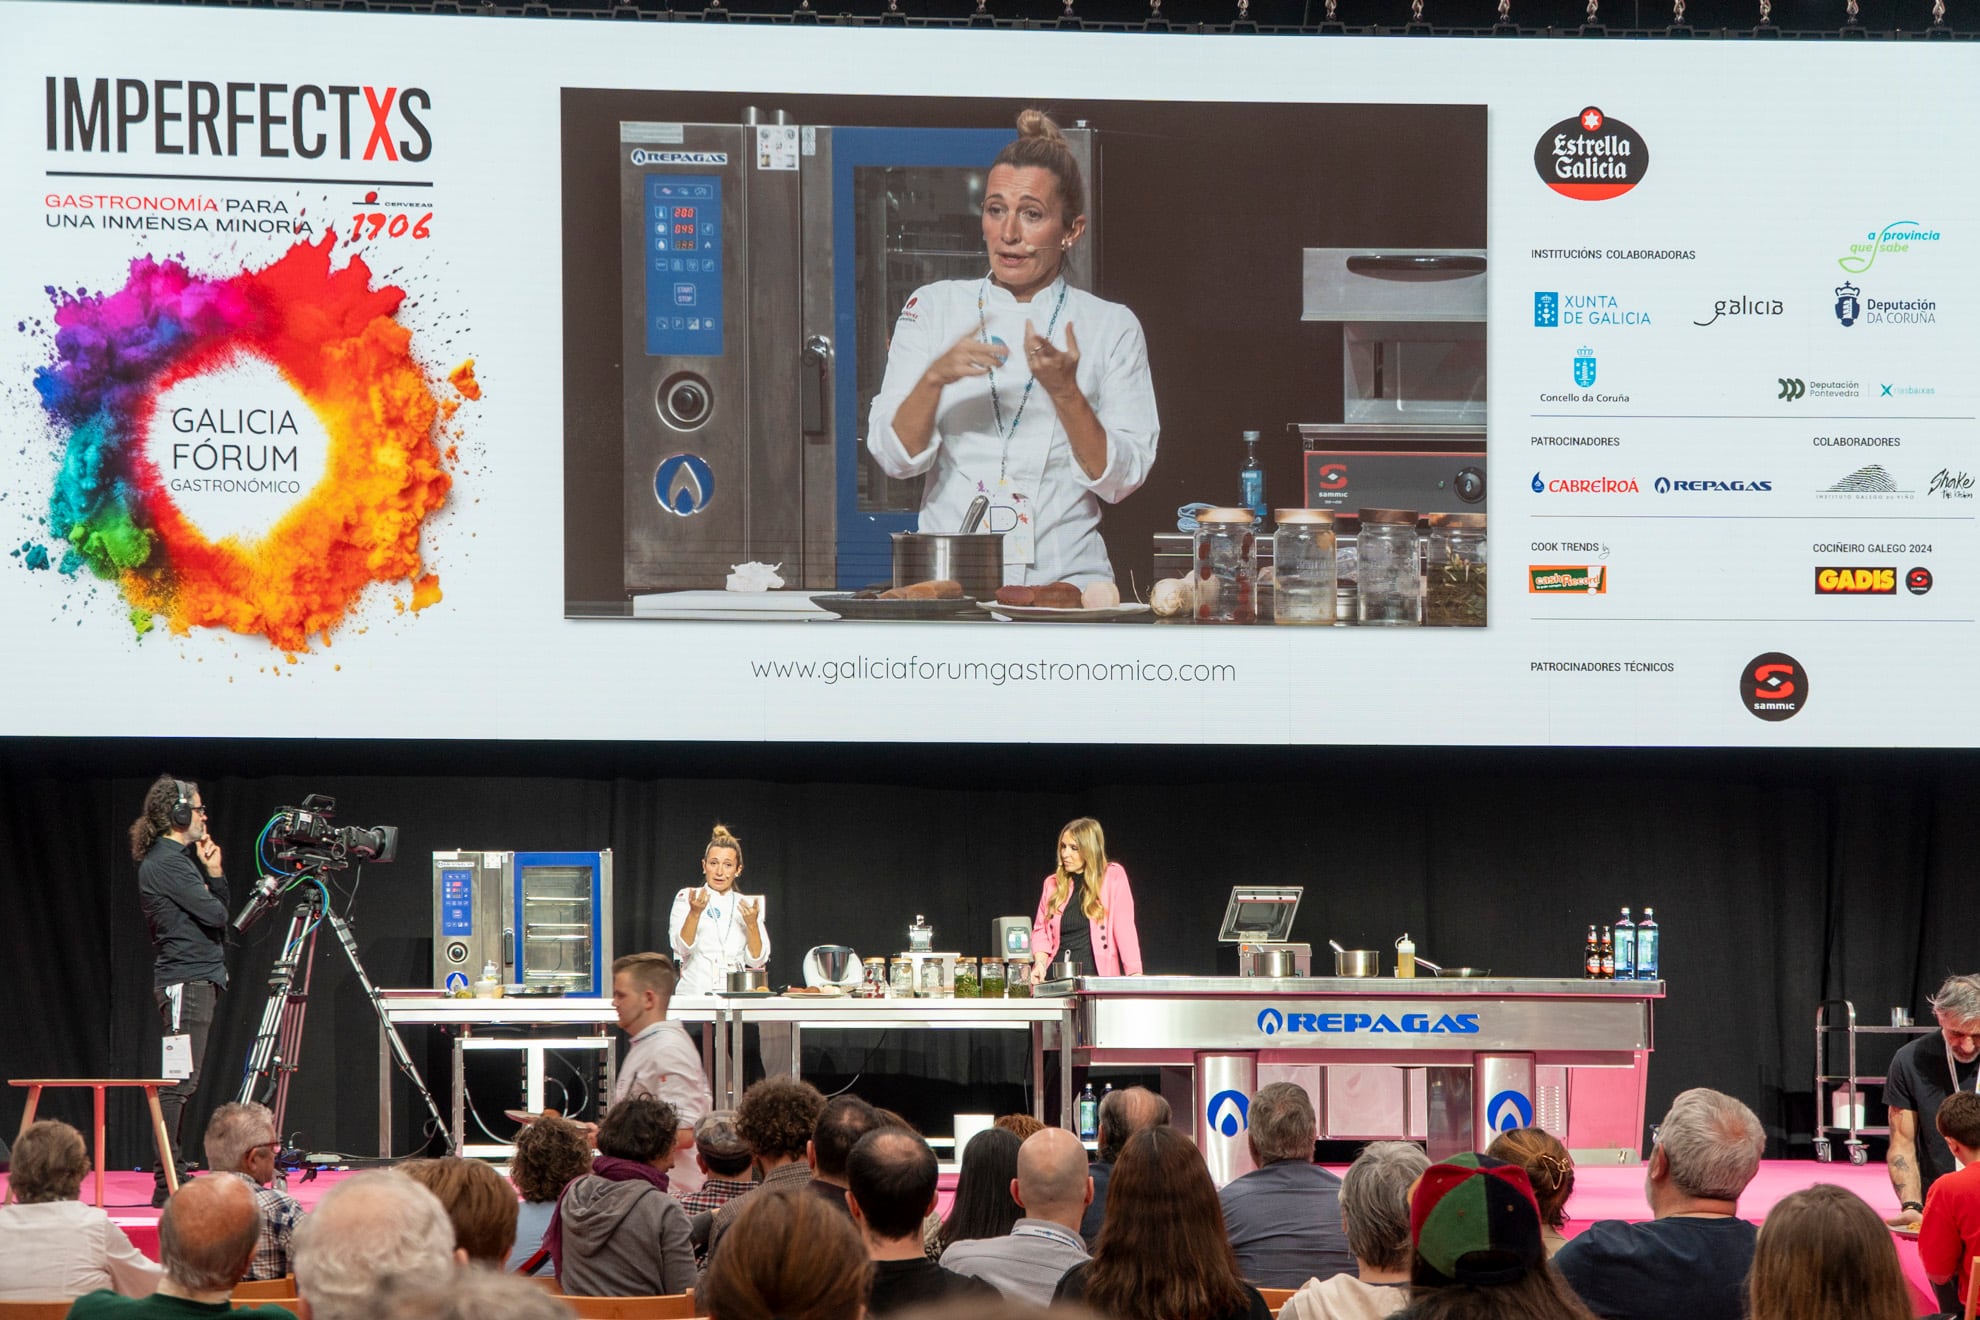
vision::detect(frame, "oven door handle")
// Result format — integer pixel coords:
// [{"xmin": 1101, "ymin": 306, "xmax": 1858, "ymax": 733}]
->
[
  {"xmin": 801, "ymin": 335, "xmax": 833, "ymax": 440},
  {"xmin": 1345, "ymin": 254, "xmax": 1486, "ymax": 277}
]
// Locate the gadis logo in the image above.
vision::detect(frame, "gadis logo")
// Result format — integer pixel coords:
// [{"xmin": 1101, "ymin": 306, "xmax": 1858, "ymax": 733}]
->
[
  {"xmin": 1535, "ymin": 107, "xmax": 1650, "ymax": 202},
  {"xmin": 1206, "ymin": 1090, "xmax": 1251, "ymax": 1137}
]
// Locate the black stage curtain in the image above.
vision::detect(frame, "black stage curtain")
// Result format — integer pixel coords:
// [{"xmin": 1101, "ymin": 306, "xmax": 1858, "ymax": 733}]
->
[{"xmin": 2, "ymin": 737, "xmax": 1970, "ymax": 1175}]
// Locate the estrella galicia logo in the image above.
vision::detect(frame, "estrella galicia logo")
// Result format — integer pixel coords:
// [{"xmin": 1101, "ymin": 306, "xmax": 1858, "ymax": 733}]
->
[
  {"xmin": 1573, "ymin": 347, "xmax": 1597, "ymax": 387},
  {"xmin": 1206, "ymin": 1090, "xmax": 1250, "ymax": 1138},
  {"xmin": 1535, "ymin": 107, "xmax": 1650, "ymax": 201},
  {"xmin": 1486, "ymin": 1090, "xmax": 1535, "ymax": 1134},
  {"xmin": 1256, "ymin": 1008, "xmax": 1285, "ymax": 1035},
  {"xmin": 1741, "ymin": 651, "xmax": 1809, "ymax": 722},
  {"xmin": 1253, "ymin": 1009, "xmax": 1482, "ymax": 1036},
  {"xmin": 1535, "ymin": 292, "xmax": 1560, "ymax": 327},
  {"xmin": 1834, "ymin": 282, "xmax": 1861, "ymax": 328},
  {"xmin": 655, "ymin": 453, "xmax": 716, "ymax": 516}
]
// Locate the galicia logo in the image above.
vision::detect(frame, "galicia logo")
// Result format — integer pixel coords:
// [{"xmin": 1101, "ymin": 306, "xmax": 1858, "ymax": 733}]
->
[
  {"xmin": 1834, "ymin": 282, "xmax": 1861, "ymax": 327},
  {"xmin": 1487, "ymin": 1090, "xmax": 1536, "ymax": 1134},
  {"xmin": 1534, "ymin": 107, "xmax": 1650, "ymax": 202},
  {"xmin": 1207, "ymin": 1090, "xmax": 1250, "ymax": 1137},
  {"xmin": 1574, "ymin": 347, "xmax": 1598, "ymax": 387},
  {"xmin": 1253, "ymin": 1009, "xmax": 1482, "ymax": 1036},
  {"xmin": 1695, "ymin": 296, "xmax": 1783, "ymax": 327},
  {"xmin": 655, "ymin": 453, "xmax": 716, "ymax": 516},
  {"xmin": 1256, "ymin": 1008, "xmax": 1286, "ymax": 1035},
  {"xmin": 1535, "ymin": 292, "xmax": 1560, "ymax": 327}
]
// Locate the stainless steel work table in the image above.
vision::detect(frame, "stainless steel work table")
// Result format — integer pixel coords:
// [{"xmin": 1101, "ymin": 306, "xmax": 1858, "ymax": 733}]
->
[
  {"xmin": 376, "ymin": 994, "xmax": 723, "ymax": 1158},
  {"xmin": 1052, "ymin": 976, "xmax": 1663, "ymax": 1177}
]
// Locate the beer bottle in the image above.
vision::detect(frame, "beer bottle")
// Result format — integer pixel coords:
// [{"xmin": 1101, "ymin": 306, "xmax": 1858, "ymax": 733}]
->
[
  {"xmin": 1583, "ymin": 925, "xmax": 1600, "ymax": 979},
  {"xmin": 1600, "ymin": 926, "xmax": 1615, "ymax": 979}
]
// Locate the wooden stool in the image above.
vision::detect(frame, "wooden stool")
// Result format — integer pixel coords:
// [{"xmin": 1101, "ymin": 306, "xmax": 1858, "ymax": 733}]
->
[{"xmin": 10, "ymin": 1078, "xmax": 180, "ymax": 1206}]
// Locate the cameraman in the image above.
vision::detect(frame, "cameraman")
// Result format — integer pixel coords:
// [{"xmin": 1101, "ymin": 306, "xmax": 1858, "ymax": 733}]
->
[{"xmin": 130, "ymin": 774, "xmax": 228, "ymax": 1208}]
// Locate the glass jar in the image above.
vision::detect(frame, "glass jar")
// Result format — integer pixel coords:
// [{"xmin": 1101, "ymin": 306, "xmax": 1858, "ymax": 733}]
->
[
  {"xmin": 1272, "ymin": 510, "xmax": 1336, "ymax": 625},
  {"xmin": 1424, "ymin": 514, "xmax": 1487, "ymax": 627},
  {"xmin": 1005, "ymin": 960, "xmax": 1034, "ymax": 998},
  {"xmin": 1192, "ymin": 507, "xmax": 1257, "ymax": 624},
  {"xmin": 953, "ymin": 957, "xmax": 980, "ymax": 998},
  {"xmin": 1357, "ymin": 508, "xmax": 1422, "ymax": 627},
  {"xmin": 980, "ymin": 958, "xmax": 1006, "ymax": 999},
  {"xmin": 889, "ymin": 957, "xmax": 915, "ymax": 998}
]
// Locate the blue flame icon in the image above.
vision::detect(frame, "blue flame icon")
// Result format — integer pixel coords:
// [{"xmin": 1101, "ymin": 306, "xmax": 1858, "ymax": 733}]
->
[
  {"xmin": 656, "ymin": 453, "xmax": 716, "ymax": 517},
  {"xmin": 1256, "ymin": 1008, "xmax": 1285, "ymax": 1035},
  {"xmin": 1487, "ymin": 1089, "xmax": 1535, "ymax": 1134},
  {"xmin": 1207, "ymin": 1090, "xmax": 1251, "ymax": 1137}
]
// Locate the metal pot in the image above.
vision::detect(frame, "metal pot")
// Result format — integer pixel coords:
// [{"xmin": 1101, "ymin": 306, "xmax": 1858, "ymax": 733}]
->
[
  {"xmin": 1248, "ymin": 947, "xmax": 1309, "ymax": 978},
  {"xmin": 1333, "ymin": 948, "xmax": 1381, "ymax": 977},
  {"xmin": 726, "ymin": 968, "xmax": 769, "ymax": 993},
  {"xmin": 891, "ymin": 532, "xmax": 1005, "ymax": 599}
]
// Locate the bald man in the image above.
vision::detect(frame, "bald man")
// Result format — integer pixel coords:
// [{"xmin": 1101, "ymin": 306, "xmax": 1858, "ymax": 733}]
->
[
  {"xmin": 68, "ymin": 1175, "xmax": 297, "ymax": 1318},
  {"xmin": 294, "ymin": 1171, "xmax": 462, "ymax": 1320},
  {"xmin": 941, "ymin": 1126, "xmax": 1094, "ymax": 1304}
]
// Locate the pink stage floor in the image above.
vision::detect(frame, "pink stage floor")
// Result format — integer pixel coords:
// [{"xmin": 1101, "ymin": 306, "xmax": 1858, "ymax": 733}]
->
[{"xmin": 0, "ymin": 1160, "xmax": 1944, "ymax": 1314}]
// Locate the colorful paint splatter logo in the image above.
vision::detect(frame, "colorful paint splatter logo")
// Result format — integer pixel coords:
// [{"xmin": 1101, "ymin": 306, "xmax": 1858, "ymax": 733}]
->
[{"xmin": 28, "ymin": 236, "xmax": 466, "ymax": 652}]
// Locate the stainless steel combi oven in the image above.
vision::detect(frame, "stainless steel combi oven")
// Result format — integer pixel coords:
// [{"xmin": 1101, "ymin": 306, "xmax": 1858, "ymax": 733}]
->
[{"xmin": 619, "ymin": 114, "xmax": 1096, "ymax": 596}]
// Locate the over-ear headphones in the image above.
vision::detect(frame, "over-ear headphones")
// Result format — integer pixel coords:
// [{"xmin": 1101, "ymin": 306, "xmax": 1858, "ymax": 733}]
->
[{"xmin": 168, "ymin": 779, "xmax": 195, "ymax": 830}]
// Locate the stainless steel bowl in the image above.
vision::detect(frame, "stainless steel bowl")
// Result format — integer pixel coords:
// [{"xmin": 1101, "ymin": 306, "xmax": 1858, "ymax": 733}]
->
[
  {"xmin": 726, "ymin": 968, "xmax": 769, "ymax": 993},
  {"xmin": 1333, "ymin": 949, "xmax": 1381, "ymax": 977},
  {"xmin": 891, "ymin": 532, "xmax": 1005, "ymax": 599}
]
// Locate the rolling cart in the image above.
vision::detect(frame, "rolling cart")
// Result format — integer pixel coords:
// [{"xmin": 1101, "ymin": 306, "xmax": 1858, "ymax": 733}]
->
[{"xmin": 1814, "ymin": 998, "xmax": 1936, "ymax": 1164}]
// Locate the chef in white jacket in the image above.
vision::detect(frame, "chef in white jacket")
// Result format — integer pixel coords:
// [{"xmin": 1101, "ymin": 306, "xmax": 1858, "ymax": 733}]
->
[
  {"xmin": 667, "ymin": 822, "xmax": 770, "ymax": 995},
  {"xmin": 867, "ymin": 110, "xmax": 1159, "ymax": 590}
]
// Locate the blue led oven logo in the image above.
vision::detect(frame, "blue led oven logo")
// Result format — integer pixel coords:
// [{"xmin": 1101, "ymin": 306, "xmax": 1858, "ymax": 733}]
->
[
  {"xmin": 655, "ymin": 453, "xmax": 715, "ymax": 517},
  {"xmin": 1206, "ymin": 1090, "xmax": 1250, "ymax": 1137},
  {"xmin": 1255, "ymin": 1007, "xmax": 1481, "ymax": 1036},
  {"xmin": 1487, "ymin": 1089, "xmax": 1535, "ymax": 1134}
]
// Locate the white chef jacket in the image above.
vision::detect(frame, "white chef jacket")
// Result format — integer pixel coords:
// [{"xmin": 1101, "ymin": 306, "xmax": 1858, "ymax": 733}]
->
[
  {"xmin": 668, "ymin": 885, "xmax": 770, "ymax": 996},
  {"xmin": 866, "ymin": 275, "xmax": 1159, "ymax": 588},
  {"xmin": 613, "ymin": 1017, "xmax": 713, "ymax": 1195}
]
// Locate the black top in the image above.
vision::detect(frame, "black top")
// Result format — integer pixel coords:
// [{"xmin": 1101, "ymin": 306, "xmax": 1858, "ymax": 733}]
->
[
  {"xmin": 138, "ymin": 838, "xmax": 229, "ymax": 989},
  {"xmin": 1079, "ymin": 1159, "xmax": 1112, "ymax": 1245},
  {"xmin": 1054, "ymin": 1261, "xmax": 1271, "ymax": 1320},
  {"xmin": 1889, "ymin": 1031, "xmax": 1980, "ymax": 1193},
  {"xmin": 868, "ymin": 1257, "xmax": 996, "ymax": 1317},
  {"xmin": 1553, "ymin": 1216, "xmax": 1757, "ymax": 1320},
  {"xmin": 1057, "ymin": 896, "xmax": 1094, "ymax": 975}
]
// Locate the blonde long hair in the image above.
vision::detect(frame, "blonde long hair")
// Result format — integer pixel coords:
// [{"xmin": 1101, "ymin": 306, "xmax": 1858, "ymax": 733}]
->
[{"xmin": 1051, "ymin": 817, "xmax": 1109, "ymax": 923}]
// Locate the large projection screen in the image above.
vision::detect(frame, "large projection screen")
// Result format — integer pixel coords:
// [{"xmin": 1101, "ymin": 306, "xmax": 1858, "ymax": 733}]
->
[{"xmin": 2, "ymin": 4, "xmax": 1973, "ymax": 745}]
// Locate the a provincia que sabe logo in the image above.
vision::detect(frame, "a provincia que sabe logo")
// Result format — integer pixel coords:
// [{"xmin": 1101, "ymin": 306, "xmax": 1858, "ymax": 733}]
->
[
  {"xmin": 1535, "ymin": 292, "xmax": 1651, "ymax": 327},
  {"xmin": 1832, "ymin": 281, "xmax": 1937, "ymax": 329},
  {"xmin": 1534, "ymin": 107, "xmax": 1650, "ymax": 202},
  {"xmin": 1929, "ymin": 469, "xmax": 1975, "ymax": 500},
  {"xmin": 1653, "ymin": 476, "xmax": 1773, "ymax": 493},
  {"xmin": 1814, "ymin": 567, "xmax": 1896, "ymax": 595},
  {"xmin": 43, "ymin": 75, "xmax": 431, "ymax": 161},
  {"xmin": 1254, "ymin": 1007, "xmax": 1481, "ymax": 1037},
  {"xmin": 1839, "ymin": 221, "xmax": 1943, "ymax": 274},
  {"xmin": 1695, "ymin": 296, "xmax": 1783, "ymax": 327},
  {"xmin": 1532, "ymin": 472, "xmax": 1639, "ymax": 494}
]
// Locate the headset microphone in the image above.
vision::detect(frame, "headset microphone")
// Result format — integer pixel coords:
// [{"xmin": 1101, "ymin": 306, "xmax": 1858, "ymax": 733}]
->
[{"xmin": 168, "ymin": 779, "xmax": 195, "ymax": 830}]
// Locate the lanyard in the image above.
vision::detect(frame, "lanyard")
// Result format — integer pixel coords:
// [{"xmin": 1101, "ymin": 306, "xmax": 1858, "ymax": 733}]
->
[
  {"xmin": 1947, "ymin": 1037, "xmax": 1980, "ymax": 1094},
  {"xmin": 978, "ymin": 279, "xmax": 1070, "ymax": 483}
]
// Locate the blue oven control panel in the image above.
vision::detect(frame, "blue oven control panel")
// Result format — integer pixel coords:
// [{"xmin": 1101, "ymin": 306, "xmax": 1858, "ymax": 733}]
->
[
  {"xmin": 644, "ymin": 174, "xmax": 723, "ymax": 357},
  {"xmin": 439, "ymin": 866, "xmax": 475, "ymax": 936}
]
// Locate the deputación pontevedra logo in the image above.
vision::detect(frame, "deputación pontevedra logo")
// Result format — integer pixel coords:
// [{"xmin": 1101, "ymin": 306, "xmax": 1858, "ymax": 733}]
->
[{"xmin": 1535, "ymin": 107, "xmax": 1650, "ymax": 202}]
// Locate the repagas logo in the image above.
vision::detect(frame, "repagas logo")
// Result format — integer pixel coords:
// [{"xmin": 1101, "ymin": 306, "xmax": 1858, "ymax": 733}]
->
[
  {"xmin": 1535, "ymin": 107, "xmax": 1649, "ymax": 202},
  {"xmin": 1741, "ymin": 652, "xmax": 1808, "ymax": 722}
]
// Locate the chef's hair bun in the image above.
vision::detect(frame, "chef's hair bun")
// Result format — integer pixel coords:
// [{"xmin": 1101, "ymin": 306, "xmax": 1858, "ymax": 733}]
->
[
  {"xmin": 994, "ymin": 109, "xmax": 1086, "ymax": 225},
  {"xmin": 705, "ymin": 822, "xmax": 743, "ymax": 863}
]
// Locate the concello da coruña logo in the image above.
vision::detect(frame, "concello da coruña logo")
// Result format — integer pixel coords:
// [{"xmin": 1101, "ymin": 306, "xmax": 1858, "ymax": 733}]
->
[{"xmin": 1534, "ymin": 107, "xmax": 1649, "ymax": 202}]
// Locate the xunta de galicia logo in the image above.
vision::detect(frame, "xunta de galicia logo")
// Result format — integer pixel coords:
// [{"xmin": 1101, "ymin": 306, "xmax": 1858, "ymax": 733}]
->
[{"xmin": 1535, "ymin": 107, "xmax": 1650, "ymax": 202}]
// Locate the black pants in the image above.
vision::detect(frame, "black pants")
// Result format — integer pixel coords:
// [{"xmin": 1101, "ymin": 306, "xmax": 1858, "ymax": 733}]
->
[{"xmin": 153, "ymin": 979, "xmax": 219, "ymax": 1187}]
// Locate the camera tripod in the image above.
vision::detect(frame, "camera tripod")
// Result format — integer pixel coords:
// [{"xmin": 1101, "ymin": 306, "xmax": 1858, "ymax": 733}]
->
[{"xmin": 236, "ymin": 874, "xmax": 451, "ymax": 1153}]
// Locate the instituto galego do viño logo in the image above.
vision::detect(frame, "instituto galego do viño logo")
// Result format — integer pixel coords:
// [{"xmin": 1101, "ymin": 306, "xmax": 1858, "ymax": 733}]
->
[{"xmin": 1535, "ymin": 107, "xmax": 1650, "ymax": 202}]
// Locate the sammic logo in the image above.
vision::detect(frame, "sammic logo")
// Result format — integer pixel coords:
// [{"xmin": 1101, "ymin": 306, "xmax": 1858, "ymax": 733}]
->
[
  {"xmin": 1254, "ymin": 1008, "xmax": 1482, "ymax": 1036},
  {"xmin": 1317, "ymin": 464, "xmax": 1348, "ymax": 492},
  {"xmin": 1206, "ymin": 1090, "xmax": 1250, "ymax": 1137}
]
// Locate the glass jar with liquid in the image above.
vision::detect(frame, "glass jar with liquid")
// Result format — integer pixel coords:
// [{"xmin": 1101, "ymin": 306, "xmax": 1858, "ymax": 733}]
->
[
  {"xmin": 1192, "ymin": 508, "xmax": 1258, "ymax": 625},
  {"xmin": 1272, "ymin": 509, "xmax": 1336, "ymax": 624},
  {"xmin": 1357, "ymin": 508, "xmax": 1422, "ymax": 627}
]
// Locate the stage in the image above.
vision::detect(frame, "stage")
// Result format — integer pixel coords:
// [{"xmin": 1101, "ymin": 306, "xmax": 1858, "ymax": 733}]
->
[{"xmin": 0, "ymin": 1159, "xmax": 1944, "ymax": 1314}]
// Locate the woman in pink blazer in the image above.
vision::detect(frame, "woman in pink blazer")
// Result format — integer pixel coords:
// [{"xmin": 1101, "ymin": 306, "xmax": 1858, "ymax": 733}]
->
[{"xmin": 1031, "ymin": 817, "xmax": 1143, "ymax": 981}]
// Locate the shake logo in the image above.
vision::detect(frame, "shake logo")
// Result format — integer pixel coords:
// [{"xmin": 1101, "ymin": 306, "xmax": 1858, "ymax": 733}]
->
[
  {"xmin": 1815, "ymin": 567, "xmax": 1896, "ymax": 594},
  {"xmin": 1532, "ymin": 473, "xmax": 1639, "ymax": 494},
  {"xmin": 1535, "ymin": 107, "xmax": 1649, "ymax": 202},
  {"xmin": 1840, "ymin": 221, "xmax": 1943, "ymax": 274},
  {"xmin": 44, "ymin": 76, "xmax": 431, "ymax": 161},
  {"xmin": 1929, "ymin": 469, "xmax": 1975, "ymax": 500},
  {"xmin": 1695, "ymin": 296, "xmax": 1783, "ymax": 327},
  {"xmin": 1254, "ymin": 1007, "xmax": 1481, "ymax": 1036}
]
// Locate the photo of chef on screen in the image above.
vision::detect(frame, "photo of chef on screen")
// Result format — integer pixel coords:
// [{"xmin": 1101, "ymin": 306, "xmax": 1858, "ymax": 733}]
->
[{"xmin": 865, "ymin": 111, "xmax": 1160, "ymax": 591}]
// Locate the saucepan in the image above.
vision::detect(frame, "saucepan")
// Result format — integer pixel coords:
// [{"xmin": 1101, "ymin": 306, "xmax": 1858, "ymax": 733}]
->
[
  {"xmin": 1328, "ymin": 939, "xmax": 1381, "ymax": 978},
  {"xmin": 1416, "ymin": 957, "xmax": 1491, "ymax": 979},
  {"xmin": 726, "ymin": 968, "xmax": 769, "ymax": 993},
  {"xmin": 891, "ymin": 532, "xmax": 1005, "ymax": 599}
]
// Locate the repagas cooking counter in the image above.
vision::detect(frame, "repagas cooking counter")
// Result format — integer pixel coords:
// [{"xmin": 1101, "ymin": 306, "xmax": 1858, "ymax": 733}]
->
[{"xmin": 1043, "ymin": 975, "xmax": 1662, "ymax": 1183}]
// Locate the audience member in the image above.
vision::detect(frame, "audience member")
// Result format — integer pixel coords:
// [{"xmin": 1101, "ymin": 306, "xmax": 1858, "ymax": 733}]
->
[
  {"xmin": 679, "ymin": 1111, "xmax": 755, "ymax": 1216},
  {"xmin": 942, "ymin": 1126, "xmax": 1092, "ymax": 1304},
  {"xmin": 202, "ymin": 1102, "xmax": 306, "ymax": 1281},
  {"xmin": 1391, "ymin": 1154, "xmax": 1598, "ymax": 1320},
  {"xmin": 1921, "ymin": 1090, "xmax": 1980, "ymax": 1311},
  {"xmin": 399, "ymin": 1156, "xmax": 520, "ymax": 1267},
  {"xmin": 507, "ymin": 1115, "xmax": 592, "ymax": 1274},
  {"xmin": 67, "ymin": 1175, "xmax": 297, "ymax": 1319},
  {"xmin": 849, "ymin": 1127, "xmax": 997, "ymax": 1314},
  {"xmin": 555, "ymin": 1096, "xmax": 696, "ymax": 1296},
  {"xmin": 1081, "ymin": 1086, "xmax": 1171, "ymax": 1245},
  {"xmin": 1747, "ymin": 1183, "xmax": 1910, "ymax": 1320},
  {"xmin": 0, "ymin": 1119, "xmax": 162, "ymax": 1300},
  {"xmin": 1220, "ymin": 1083, "xmax": 1352, "ymax": 1287},
  {"xmin": 610, "ymin": 951, "xmax": 712, "ymax": 1194},
  {"xmin": 1486, "ymin": 1127, "xmax": 1576, "ymax": 1257},
  {"xmin": 932, "ymin": 1127, "xmax": 1024, "ymax": 1258},
  {"xmin": 292, "ymin": 1170, "xmax": 460, "ymax": 1320},
  {"xmin": 995, "ymin": 1114, "xmax": 1046, "ymax": 1142},
  {"xmin": 1887, "ymin": 972, "xmax": 1980, "ymax": 1246},
  {"xmin": 1055, "ymin": 1125, "xmax": 1268, "ymax": 1320},
  {"xmin": 1553, "ymin": 1088, "xmax": 1764, "ymax": 1320},
  {"xmin": 701, "ymin": 1077, "xmax": 829, "ymax": 1267},
  {"xmin": 812, "ymin": 1095, "xmax": 885, "ymax": 1216},
  {"xmin": 1280, "ymin": 1141, "xmax": 1428, "ymax": 1320},
  {"xmin": 701, "ymin": 1188, "xmax": 870, "ymax": 1320},
  {"xmin": 373, "ymin": 1269, "xmax": 576, "ymax": 1320}
]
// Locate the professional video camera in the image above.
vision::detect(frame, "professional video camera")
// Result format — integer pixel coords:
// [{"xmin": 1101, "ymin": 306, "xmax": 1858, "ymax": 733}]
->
[{"xmin": 267, "ymin": 794, "xmax": 399, "ymax": 867}]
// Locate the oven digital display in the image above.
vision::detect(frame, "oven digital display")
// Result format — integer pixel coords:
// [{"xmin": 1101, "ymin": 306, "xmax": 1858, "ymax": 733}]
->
[{"xmin": 644, "ymin": 174, "xmax": 722, "ymax": 356}]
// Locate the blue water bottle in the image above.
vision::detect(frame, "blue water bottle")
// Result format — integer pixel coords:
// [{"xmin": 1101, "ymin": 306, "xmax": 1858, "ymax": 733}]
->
[
  {"xmin": 1239, "ymin": 431, "xmax": 1267, "ymax": 524},
  {"xmin": 1634, "ymin": 907, "xmax": 1659, "ymax": 980},
  {"xmin": 1614, "ymin": 908, "xmax": 1636, "ymax": 980},
  {"xmin": 1078, "ymin": 1083, "xmax": 1099, "ymax": 1140}
]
